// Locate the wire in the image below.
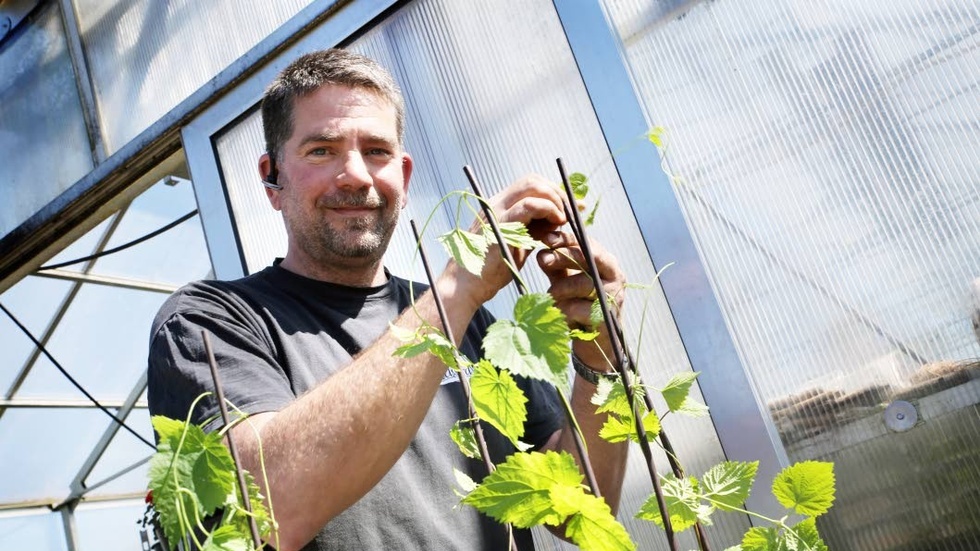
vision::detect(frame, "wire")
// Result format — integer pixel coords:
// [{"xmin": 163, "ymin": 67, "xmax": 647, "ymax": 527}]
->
[
  {"xmin": 38, "ymin": 210, "xmax": 199, "ymax": 271},
  {"xmin": 0, "ymin": 302, "xmax": 156, "ymax": 450}
]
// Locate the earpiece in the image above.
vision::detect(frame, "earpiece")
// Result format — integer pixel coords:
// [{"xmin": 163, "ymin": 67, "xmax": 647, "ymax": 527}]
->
[{"xmin": 263, "ymin": 153, "xmax": 283, "ymax": 190}]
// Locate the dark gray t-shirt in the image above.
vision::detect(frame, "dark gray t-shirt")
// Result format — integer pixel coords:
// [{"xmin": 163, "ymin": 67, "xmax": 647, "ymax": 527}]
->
[{"xmin": 147, "ymin": 264, "xmax": 562, "ymax": 550}]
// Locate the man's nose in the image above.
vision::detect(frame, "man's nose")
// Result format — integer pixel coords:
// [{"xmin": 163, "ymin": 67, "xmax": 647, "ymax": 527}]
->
[{"xmin": 337, "ymin": 151, "xmax": 372, "ymax": 188}]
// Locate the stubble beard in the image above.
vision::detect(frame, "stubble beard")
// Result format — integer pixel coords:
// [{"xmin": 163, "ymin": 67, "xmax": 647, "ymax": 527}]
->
[{"xmin": 296, "ymin": 190, "xmax": 401, "ymax": 266}]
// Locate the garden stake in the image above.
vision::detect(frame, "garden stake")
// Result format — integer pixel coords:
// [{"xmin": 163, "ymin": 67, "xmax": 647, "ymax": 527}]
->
[
  {"xmin": 559, "ymin": 199, "xmax": 711, "ymax": 551},
  {"xmin": 203, "ymin": 331, "xmax": 263, "ymax": 550},
  {"xmin": 463, "ymin": 165, "xmax": 602, "ymax": 500},
  {"xmin": 556, "ymin": 158, "xmax": 679, "ymax": 551},
  {"xmin": 561, "ymin": 205, "xmax": 712, "ymax": 551},
  {"xmin": 409, "ymin": 219, "xmax": 521, "ymax": 551}
]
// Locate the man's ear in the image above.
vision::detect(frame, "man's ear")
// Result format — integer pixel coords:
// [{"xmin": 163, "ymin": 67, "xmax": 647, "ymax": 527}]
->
[
  {"xmin": 259, "ymin": 153, "xmax": 282, "ymax": 210},
  {"xmin": 400, "ymin": 152, "xmax": 413, "ymax": 208}
]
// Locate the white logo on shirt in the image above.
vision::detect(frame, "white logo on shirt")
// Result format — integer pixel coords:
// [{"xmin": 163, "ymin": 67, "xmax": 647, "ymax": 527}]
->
[{"xmin": 440, "ymin": 364, "xmax": 475, "ymax": 386}]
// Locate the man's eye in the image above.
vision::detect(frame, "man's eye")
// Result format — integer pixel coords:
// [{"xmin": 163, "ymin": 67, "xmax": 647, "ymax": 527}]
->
[
  {"xmin": 366, "ymin": 148, "xmax": 392, "ymax": 157},
  {"xmin": 309, "ymin": 147, "xmax": 328, "ymax": 156}
]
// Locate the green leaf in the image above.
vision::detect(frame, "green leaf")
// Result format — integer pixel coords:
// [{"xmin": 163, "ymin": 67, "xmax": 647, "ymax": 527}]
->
[
  {"xmin": 591, "ymin": 378, "xmax": 643, "ymax": 418},
  {"xmin": 388, "ymin": 322, "xmax": 417, "ymax": 342},
  {"xmin": 471, "ymin": 360, "xmax": 528, "ymax": 448},
  {"xmin": 648, "ymin": 126, "xmax": 666, "ymax": 148},
  {"xmin": 589, "ymin": 298, "xmax": 604, "ymax": 327},
  {"xmin": 598, "ymin": 410, "xmax": 660, "ymax": 443},
  {"xmin": 771, "ymin": 461, "xmax": 836, "ymax": 517},
  {"xmin": 230, "ymin": 469, "xmax": 272, "ymax": 541},
  {"xmin": 785, "ymin": 518, "xmax": 828, "ymax": 551},
  {"xmin": 674, "ymin": 399, "xmax": 710, "ymax": 417},
  {"xmin": 569, "ymin": 172, "xmax": 590, "ymax": 200},
  {"xmin": 200, "ymin": 525, "xmax": 251, "ymax": 551},
  {"xmin": 462, "ymin": 451, "xmax": 583, "ymax": 528},
  {"xmin": 701, "ymin": 461, "xmax": 758, "ymax": 512},
  {"xmin": 148, "ymin": 417, "xmax": 237, "ymax": 546},
  {"xmin": 392, "ymin": 331, "xmax": 458, "ymax": 369},
  {"xmin": 450, "ymin": 421, "xmax": 481, "ymax": 460},
  {"xmin": 565, "ymin": 491, "xmax": 636, "ymax": 551},
  {"xmin": 585, "ymin": 196, "xmax": 601, "ymax": 227},
  {"xmin": 488, "ymin": 221, "xmax": 544, "ymax": 251},
  {"xmin": 549, "ymin": 484, "xmax": 587, "ymax": 519},
  {"xmin": 661, "ymin": 372, "xmax": 700, "ymax": 412},
  {"xmin": 742, "ymin": 527, "xmax": 782, "ymax": 551},
  {"xmin": 438, "ymin": 228, "xmax": 489, "ymax": 276},
  {"xmin": 637, "ymin": 474, "xmax": 706, "ymax": 532},
  {"xmin": 454, "ymin": 468, "xmax": 478, "ymax": 494},
  {"xmin": 569, "ymin": 328, "xmax": 600, "ymax": 342},
  {"xmin": 483, "ymin": 293, "xmax": 571, "ymax": 392},
  {"xmin": 152, "ymin": 416, "xmax": 187, "ymax": 446}
]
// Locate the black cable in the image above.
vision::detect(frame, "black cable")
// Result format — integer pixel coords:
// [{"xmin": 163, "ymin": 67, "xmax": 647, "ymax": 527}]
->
[
  {"xmin": 38, "ymin": 210, "xmax": 199, "ymax": 271},
  {"xmin": 0, "ymin": 302, "xmax": 156, "ymax": 450}
]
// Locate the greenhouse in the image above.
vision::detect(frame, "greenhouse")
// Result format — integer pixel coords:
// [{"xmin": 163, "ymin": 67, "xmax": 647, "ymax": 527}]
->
[{"xmin": 1, "ymin": 0, "xmax": 977, "ymax": 550}]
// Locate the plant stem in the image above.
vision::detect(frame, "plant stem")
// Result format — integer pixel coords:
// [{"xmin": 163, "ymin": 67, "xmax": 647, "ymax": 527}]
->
[
  {"xmin": 463, "ymin": 165, "xmax": 602, "ymax": 500},
  {"xmin": 203, "ymin": 331, "xmax": 263, "ymax": 550},
  {"xmin": 557, "ymin": 158, "xmax": 679, "ymax": 551},
  {"xmin": 409, "ymin": 220, "xmax": 519, "ymax": 551}
]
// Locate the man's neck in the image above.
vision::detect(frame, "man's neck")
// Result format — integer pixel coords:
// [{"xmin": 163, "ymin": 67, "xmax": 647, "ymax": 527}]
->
[{"xmin": 279, "ymin": 253, "xmax": 387, "ymax": 288}]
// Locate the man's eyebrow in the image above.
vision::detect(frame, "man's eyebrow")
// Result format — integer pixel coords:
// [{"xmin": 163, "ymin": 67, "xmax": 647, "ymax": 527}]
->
[
  {"xmin": 296, "ymin": 132, "xmax": 398, "ymax": 148},
  {"xmin": 297, "ymin": 132, "xmax": 342, "ymax": 148}
]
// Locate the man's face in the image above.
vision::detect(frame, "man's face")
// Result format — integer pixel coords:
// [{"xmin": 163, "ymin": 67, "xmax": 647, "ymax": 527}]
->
[{"xmin": 264, "ymin": 85, "xmax": 411, "ymax": 272}]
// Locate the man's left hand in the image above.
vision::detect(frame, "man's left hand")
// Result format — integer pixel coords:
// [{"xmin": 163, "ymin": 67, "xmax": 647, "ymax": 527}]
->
[{"xmin": 535, "ymin": 230, "xmax": 626, "ymax": 373}]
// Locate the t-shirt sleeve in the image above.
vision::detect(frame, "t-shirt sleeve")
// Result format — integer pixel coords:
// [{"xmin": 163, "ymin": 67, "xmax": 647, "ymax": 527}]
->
[{"xmin": 147, "ymin": 285, "xmax": 295, "ymax": 434}]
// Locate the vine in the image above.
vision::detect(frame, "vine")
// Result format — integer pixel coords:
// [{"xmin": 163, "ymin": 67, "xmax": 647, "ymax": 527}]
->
[
  {"xmin": 144, "ymin": 134, "xmax": 837, "ymax": 551},
  {"xmin": 394, "ymin": 156, "xmax": 837, "ymax": 550}
]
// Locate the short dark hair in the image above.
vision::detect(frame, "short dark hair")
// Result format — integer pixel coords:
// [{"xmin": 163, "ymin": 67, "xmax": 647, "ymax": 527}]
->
[{"xmin": 261, "ymin": 48, "xmax": 406, "ymax": 162}]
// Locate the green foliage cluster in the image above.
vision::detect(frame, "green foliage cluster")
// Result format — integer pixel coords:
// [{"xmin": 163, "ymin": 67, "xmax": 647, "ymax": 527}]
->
[
  {"xmin": 147, "ymin": 401, "xmax": 273, "ymax": 551},
  {"xmin": 392, "ymin": 169, "xmax": 838, "ymax": 550}
]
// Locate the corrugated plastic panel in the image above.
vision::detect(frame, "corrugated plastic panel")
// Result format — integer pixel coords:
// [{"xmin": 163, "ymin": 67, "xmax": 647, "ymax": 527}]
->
[
  {"xmin": 75, "ymin": 0, "xmax": 315, "ymax": 152},
  {"xmin": 604, "ymin": 0, "xmax": 980, "ymax": 548}
]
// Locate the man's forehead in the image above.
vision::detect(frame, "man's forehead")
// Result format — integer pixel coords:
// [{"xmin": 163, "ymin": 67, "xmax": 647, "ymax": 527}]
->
[{"xmin": 294, "ymin": 83, "xmax": 395, "ymax": 112}]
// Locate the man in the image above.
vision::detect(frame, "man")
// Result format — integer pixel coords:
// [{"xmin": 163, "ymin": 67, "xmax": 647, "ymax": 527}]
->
[{"xmin": 148, "ymin": 49, "xmax": 627, "ymax": 551}]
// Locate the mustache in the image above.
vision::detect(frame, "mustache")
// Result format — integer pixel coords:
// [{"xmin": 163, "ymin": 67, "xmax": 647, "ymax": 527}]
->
[{"xmin": 316, "ymin": 191, "xmax": 385, "ymax": 209}]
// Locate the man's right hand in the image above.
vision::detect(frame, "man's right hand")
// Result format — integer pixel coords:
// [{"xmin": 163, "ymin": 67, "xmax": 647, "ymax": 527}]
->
[{"xmin": 451, "ymin": 174, "xmax": 568, "ymax": 306}]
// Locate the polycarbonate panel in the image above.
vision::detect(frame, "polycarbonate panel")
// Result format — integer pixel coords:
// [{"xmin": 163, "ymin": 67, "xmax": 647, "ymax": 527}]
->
[
  {"xmin": 74, "ymin": 500, "xmax": 147, "ymax": 551},
  {"xmin": 0, "ymin": 1, "xmax": 93, "ymax": 238},
  {"xmin": 214, "ymin": 0, "xmax": 747, "ymax": 548},
  {"xmin": 0, "ymin": 510, "xmax": 66, "ymax": 551},
  {"xmin": 16, "ymin": 285, "xmax": 168, "ymax": 401},
  {"xmin": 604, "ymin": 0, "xmax": 980, "ymax": 549},
  {"xmin": 0, "ymin": 408, "xmax": 110, "ymax": 503},
  {"xmin": 75, "ymin": 0, "xmax": 315, "ymax": 152},
  {"xmin": 0, "ymin": 277, "xmax": 73, "ymax": 393},
  {"xmin": 84, "ymin": 407, "xmax": 154, "ymax": 495},
  {"xmin": 90, "ymin": 178, "xmax": 212, "ymax": 285}
]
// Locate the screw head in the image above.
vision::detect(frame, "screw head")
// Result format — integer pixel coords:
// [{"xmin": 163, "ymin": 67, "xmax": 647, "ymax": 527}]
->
[{"xmin": 884, "ymin": 400, "xmax": 917, "ymax": 432}]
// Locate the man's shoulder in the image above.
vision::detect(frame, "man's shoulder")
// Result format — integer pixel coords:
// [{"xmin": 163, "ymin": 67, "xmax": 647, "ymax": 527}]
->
[{"xmin": 151, "ymin": 269, "xmax": 276, "ymax": 334}]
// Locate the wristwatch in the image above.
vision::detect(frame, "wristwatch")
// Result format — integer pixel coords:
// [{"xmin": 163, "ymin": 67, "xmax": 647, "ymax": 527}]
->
[{"xmin": 572, "ymin": 354, "xmax": 619, "ymax": 385}]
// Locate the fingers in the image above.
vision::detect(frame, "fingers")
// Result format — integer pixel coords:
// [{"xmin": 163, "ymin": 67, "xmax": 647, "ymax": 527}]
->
[
  {"xmin": 487, "ymin": 174, "xmax": 567, "ymax": 227},
  {"xmin": 536, "ymin": 230, "xmax": 626, "ymax": 329}
]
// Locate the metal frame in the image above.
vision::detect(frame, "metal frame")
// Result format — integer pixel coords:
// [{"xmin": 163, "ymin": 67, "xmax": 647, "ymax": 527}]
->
[
  {"xmin": 33, "ymin": 269, "xmax": 179, "ymax": 294},
  {"xmin": 58, "ymin": 0, "xmax": 106, "ymax": 164},
  {"xmin": 0, "ymin": 206, "xmax": 129, "ymax": 424},
  {"xmin": 184, "ymin": 0, "xmax": 401, "ymax": 279},
  {"xmin": 553, "ymin": 0, "xmax": 788, "ymax": 519}
]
